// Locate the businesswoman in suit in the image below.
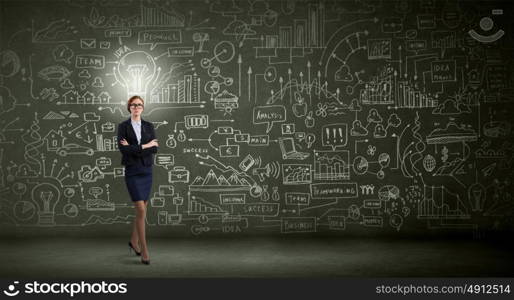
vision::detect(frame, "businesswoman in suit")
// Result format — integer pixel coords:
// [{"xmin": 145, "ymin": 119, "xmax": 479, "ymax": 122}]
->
[{"xmin": 117, "ymin": 95, "xmax": 158, "ymax": 265}]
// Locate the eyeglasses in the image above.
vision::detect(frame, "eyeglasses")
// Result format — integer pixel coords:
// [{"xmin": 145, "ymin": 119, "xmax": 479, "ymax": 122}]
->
[{"xmin": 130, "ymin": 103, "xmax": 144, "ymax": 108}]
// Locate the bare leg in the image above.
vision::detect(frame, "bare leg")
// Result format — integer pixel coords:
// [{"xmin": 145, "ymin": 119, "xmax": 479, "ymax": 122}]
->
[
  {"xmin": 130, "ymin": 216, "xmax": 140, "ymax": 252},
  {"xmin": 135, "ymin": 200, "xmax": 149, "ymax": 260}
]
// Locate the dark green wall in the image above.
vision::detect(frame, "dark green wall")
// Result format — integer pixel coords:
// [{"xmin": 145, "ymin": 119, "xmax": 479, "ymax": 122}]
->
[{"xmin": 0, "ymin": 0, "xmax": 513, "ymax": 236}]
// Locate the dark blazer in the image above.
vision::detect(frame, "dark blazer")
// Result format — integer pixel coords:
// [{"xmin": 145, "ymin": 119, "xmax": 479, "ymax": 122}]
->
[{"xmin": 117, "ymin": 118, "xmax": 158, "ymax": 167}]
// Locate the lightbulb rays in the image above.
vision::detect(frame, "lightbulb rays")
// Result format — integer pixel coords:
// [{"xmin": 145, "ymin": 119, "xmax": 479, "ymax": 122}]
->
[{"xmin": 116, "ymin": 51, "xmax": 157, "ymax": 99}]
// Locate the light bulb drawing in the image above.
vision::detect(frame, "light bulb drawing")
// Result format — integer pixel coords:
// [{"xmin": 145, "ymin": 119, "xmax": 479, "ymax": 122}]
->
[
  {"xmin": 193, "ymin": 32, "xmax": 209, "ymax": 53},
  {"xmin": 305, "ymin": 133, "xmax": 316, "ymax": 148},
  {"xmin": 31, "ymin": 182, "xmax": 60, "ymax": 226},
  {"xmin": 468, "ymin": 183, "xmax": 486, "ymax": 212},
  {"xmin": 115, "ymin": 51, "xmax": 157, "ymax": 100}
]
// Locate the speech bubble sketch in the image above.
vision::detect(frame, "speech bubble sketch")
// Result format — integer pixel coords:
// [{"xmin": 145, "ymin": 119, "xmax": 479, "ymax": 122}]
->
[
  {"xmin": 138, "ymin": 30, "xmax": 182, "ymax": 51},
  {"xmin": 154, "ymin": 154, "xmax": 175, "ymax": 170},
  {"xmin": 253, "ymin": 105, "xmax": 286, "ymax": 133},
  {"xmin": 322, "ymin": 123, "xmax": 348, "ymax": 150}
]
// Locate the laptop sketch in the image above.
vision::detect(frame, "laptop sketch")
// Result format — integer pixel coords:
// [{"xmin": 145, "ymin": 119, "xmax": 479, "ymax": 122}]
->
[{"xmin": 278, "ymin": 137, "xmax": 310, "ymax": 160}]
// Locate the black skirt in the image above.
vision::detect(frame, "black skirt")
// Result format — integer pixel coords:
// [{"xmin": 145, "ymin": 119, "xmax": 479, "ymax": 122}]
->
[{"xmin": 124, "ymin": 165, "xmax": 153, "ymax": 202}]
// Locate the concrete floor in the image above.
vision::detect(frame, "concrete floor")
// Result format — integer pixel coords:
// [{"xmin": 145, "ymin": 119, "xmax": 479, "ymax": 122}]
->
[{"xmin": 1, "ymin": 236, "xmax": 513, "ymax": 278}]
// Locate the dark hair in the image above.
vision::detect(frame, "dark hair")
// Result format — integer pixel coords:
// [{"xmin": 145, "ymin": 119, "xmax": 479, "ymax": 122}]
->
[{"xmin": 127, "ymin": 95, "xmax": 144, "ymax": 112}]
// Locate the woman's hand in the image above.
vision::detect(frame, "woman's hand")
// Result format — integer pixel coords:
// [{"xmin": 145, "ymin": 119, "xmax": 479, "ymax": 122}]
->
[
  {"xmin": 120, "ymin": 139, "xmax": 129, "ymax": 146},
  {"xmin": 142, "ymin": 139, "xmax": 158, "ymax": 149}
]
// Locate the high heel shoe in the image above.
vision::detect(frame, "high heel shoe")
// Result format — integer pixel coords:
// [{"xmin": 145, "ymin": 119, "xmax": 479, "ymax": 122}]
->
[
  {"xmin": 141, "ymin": 258, "xmax": 150, "ymax": 265},
  {"xmin": 128, "ymin": 241, "xmax": 141, "ymax": 256}
]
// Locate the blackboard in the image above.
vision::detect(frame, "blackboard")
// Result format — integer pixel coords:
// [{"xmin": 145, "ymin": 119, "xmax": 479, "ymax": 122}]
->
[{"xmin": 0, "ymin": 0, "xmax": 513, "ymax": 236}]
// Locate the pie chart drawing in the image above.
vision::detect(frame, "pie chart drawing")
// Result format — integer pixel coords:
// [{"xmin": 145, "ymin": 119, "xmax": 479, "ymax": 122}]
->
[
  {"xmin": 13, "ymin": 201, "xmax": 36, "ymax": 221},
  {"xmin": 63, "ymin": 203, "xmax": 78, "ymax": 218},
  {"xmin": 12, "ymin": 182, "xmax": 27, "ymax": 196},
  {"xmin": 353, "ymin": 156, "xmax": 368, "ymax": 175}
]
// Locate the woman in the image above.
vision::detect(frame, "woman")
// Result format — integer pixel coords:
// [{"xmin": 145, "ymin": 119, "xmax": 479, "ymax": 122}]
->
[{"xmin": 117, "ymin": 95, "xmax": 158, "ymax": 265}]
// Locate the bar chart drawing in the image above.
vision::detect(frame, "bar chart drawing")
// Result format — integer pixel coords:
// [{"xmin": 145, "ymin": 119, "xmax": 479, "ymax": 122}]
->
[
  {"xmin": 431, "ymin": 31, "xmax": 456, "ymax": 50},
  {"xmin": 395, "ymin": 80, "xmax": 438, "ymax": 108},
  {"xmin": 140, "ymin": 3, "xmax": 185, "ymax": 27},
  {"xmin": 188, "ymin": 195, "xmax": 226, "ymax": 215},
  {"xmin": 418, "ymin": 185, "xmax": 469, "ymax": 219},
  {"xmin": 150, "ymin": 73, "xmax": 201, "ymax": 104},
  {"xmin": 257, "ymin": 2, "xmax": 324, "ymax": 50},
  {"xmin": 95, "ymin": 135, "xmax": 118, "ymax": 152},
  {"xmin": 313, "ymin": 150, "xmax": 350, "ymax": 181}
]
